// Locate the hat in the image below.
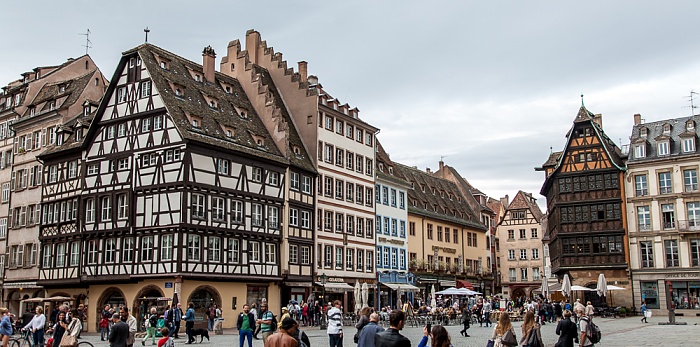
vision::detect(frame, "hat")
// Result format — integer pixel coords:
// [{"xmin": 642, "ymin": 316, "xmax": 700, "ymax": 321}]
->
[
  {"xmin": 281, "ymin": 307, "xmax": 288, "ymax": 312},
  {"xmin": 280, "ymin": 317, "xmax": 296, "ymax": 330}
]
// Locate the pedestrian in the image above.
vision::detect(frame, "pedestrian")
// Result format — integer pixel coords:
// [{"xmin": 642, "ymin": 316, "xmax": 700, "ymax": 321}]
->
[
  {"xmin": 162, "ymin": 306, "xmax": 171, "ymax": 334},
  {"xmin": 101, "ymin": 305, "xmax": 112, "ymax": 341},
  {"xmin": 459, "ymin": 304, "xmax": 470, "ymax": 337},
  {"xmin": 520, "ymin": 311, "xmax": 543, "ymax": 347},
  {"xmin": 279, "ymin": 307, "xmax": 291, "ymax": 330},
  {"xmin": 47, "ymin": 311, "xmax": 67, "ymax": 347},
  {"xmin": 585, "ymin": 302, "xmax": 594, "ymax": 322},
  {"xmin": 354, "ymin": 307, "xmax": 371, "ymax": 344},
  {"xmin": 418, "ymin": 324, "xmax": 452, "ymax": 347},
  {"xmin": 24, "ymin": 306, "xmax": 46, "ymax": 347},
  {"xmin": 109, "ymin": 313, "xmax": 130, "ymax": 347},
  {"xmin": 250, "ymin": 304, "xmax": 260, "ymax": 339},
  {"xmin": 575, "ymin": 307, "xmax": 594, "ymax": 347},
  {"xmin": 374, "ymin": 310, "xmax": 410, "ymax": 347},
  {"xmin": 301, "ymin": 303, "xmax": 308, "ymax": 327},
  {"xmin": 120, "ymin": 306, "xmax": 137, "ymax": 347},
  {"xmin": 257, "ymin": 302, "xmax": 274, "ymax": 344},
  {"xmin": 482, "ymin": 298, "xmax": 492, "ymax": 328},
  {"xmin": 290, "ymin": 319, "xmax": 310, "ymax": 347},
  {"xmin": 554, "ymin": 301, "xmax": 563, "ymax": 322},
  {"xmin": 170, "ymin": 303, "xmax": 182, "ymax": 338},
  {"xmin": 357, "ymin": 313, "xmax": 384, "ymax": 347},
  {"xmin": 640, "ymin": 302, "xmax": 649, "ymax": 323},
  {"xmin": 555, "ymin": 310, "xmax": 578, "ymax": 347},
  {"xmin": 265, "ymin": 317, "xmax": 298, "ymax": 347},
  {"xmin": 489, "ymin": 312, "xmax": 516, "ymax": 347},
  {"xmin": 326, "ymin": 300, "xmax": 343, "ymax": 347},
  {"xmin": 76, "ymin": 304, "xmax": 86, "ymax": 339},
  {"xmin": 1, "ymin": 308, "xmax": 14, "ymax": 347},
  {"xmin": 157, "ymin": 328, "xmax": 172, "ymax": 347},
  {"xmin": 207, "ymin": 305, "xmax": 216, "ymax": 332},
  {"xmin": 142, "ymin": 307, "xmax": 158, "ymax": 346},
  {"xmin": 237, "ymin": 304, "xmax": 255, "ymax": 347},
  {"xmin": 63, "ymin": 309, "xmax": 83, "ymax": 347},
  {"xmin": 185, "ymin": 302, "xmax": 195, "ymax": 344}
]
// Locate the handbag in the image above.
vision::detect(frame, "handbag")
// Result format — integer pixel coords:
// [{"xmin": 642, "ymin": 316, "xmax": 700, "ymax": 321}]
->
[
  {"xmin": 502, "ymin": 329, "xmax": 518, "ymax": 347},
  {"xmin": 486, "ymin": 339, "xmax": 495, "ymax": 347},
  {"xmin": 59, "ymin": 334, "xmax": 76, "ymax": 347}
]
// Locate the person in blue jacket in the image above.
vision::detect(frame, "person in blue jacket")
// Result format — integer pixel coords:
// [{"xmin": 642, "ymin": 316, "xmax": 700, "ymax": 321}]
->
[
  {"xmin": 418, "ymin": 325, "xmax": 453, "ymax": 347},
  {"xmin": 185, "ymin": 303, "xmax": 195, "ymax": 344}
]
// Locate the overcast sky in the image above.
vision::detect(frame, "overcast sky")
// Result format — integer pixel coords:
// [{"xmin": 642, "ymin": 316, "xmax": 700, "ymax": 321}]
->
[{"xmin": 3, "ymin": 1, "xmax": 700, "ymax": 209}]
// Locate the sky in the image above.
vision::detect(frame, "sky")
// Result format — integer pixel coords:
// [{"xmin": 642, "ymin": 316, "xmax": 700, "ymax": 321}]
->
[{"xmin": 3, "ymin": 1, "xmax": 700, "ymax": 210}]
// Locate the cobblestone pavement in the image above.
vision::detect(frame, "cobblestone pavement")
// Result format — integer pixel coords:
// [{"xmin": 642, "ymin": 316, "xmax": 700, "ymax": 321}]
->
[{"xmin": 80, "ymin": 314, "xmax": 700, "ymax": 347}]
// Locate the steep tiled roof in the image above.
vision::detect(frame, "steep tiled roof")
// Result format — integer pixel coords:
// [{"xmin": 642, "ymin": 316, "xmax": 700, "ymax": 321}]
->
[
  {"xmin": 438, "ymin": 164, "xmax": 494, "ymax": 215},
  {"xmin": 541, "ymin": 151, "xmax": 562, "ymax": 168},
  {"xmin": 393, "ymin": 163, "xmax": 486, "ymax": 230},
  {"xmin": 132, "ymin": 44, "xmax": 287, "ymax": 165},
  {"xmin": 507, "ymin": 190, "xmax": 544, "ymax": 222},
  {"xmin": 628, "ymin": 115, "xmax": 700, "ymax": 163},
  {"xmin": 375, "ymin": 141, "xmax": 410, "ymax": 187},
  {"xmin": 29, "ymin": 71, "xmax": 94, "ymax": 114},
  {"xmin": 251, "ymin": 65, "xmax": 316, "ymax": 173}
]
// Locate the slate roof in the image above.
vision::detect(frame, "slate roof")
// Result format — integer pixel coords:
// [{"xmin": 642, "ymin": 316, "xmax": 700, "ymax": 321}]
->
[
  {"xmin": 40, "ymin": 112, "xmax": 95, "ymax": 157},
  {"xmin": 26, "ymin": 71, "xmax": 94, "ymax": 116},
  {"xmin": 628, "ymin": 115, "xmax": 700, "ymax": 163},
  {"xmin": 393, "ymin": 163, "xmax": 487, "ymax": 230},
  {"xmin": 506, "ymin": 190, "xmax": 544, "ymax": 222},
  {"xmin": 126, "ymin": 44, "xmax": 288, "ymax": 165},
  {"xmin": 438, "ymin": 164, "xmax": 494, "ymax": 215},
  {"xmin": 251, "ymin": 64, "xmax": 316, "ymax": 173},
  {"xmin": 375, "ymin": 141, "xmax": 410, "ymax": 187}
]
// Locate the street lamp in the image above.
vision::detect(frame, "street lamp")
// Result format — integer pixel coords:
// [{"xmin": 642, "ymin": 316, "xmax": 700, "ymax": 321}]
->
[{"xmin": 320, "ymin": 273, "xmax": 328, "ymax": 330}]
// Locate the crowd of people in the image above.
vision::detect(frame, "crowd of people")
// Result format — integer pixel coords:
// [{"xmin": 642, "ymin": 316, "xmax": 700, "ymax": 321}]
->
[{"xmin": 0, "ymin": 303, "xmax": 85, "ymax": 347}]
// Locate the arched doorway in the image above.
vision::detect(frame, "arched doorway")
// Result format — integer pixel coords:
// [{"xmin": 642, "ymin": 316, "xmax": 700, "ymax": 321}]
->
[
  {"xmin": 187, "ymin": 285, "xmax": 222, "ymax": 316},
  {"xmin": 133, "ymin": 285, "xmax": 165, "ymax": 331},
  {"xmin": 511, "ymin": 288, "xmax": 526, "ymax": 301},
  {"xmin": 96, "ymin": 287, "xmax": 126, "ymax": 330}
]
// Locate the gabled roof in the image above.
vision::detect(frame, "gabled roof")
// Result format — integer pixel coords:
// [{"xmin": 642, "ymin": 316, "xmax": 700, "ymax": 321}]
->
[
  {"xmin": 28, "ymin": 71, "xmax": 94, "ymax": 113},
  {"xmin": 506, "ymin": 190, "xmax": 544, "ymax": 222},
  {"xmin": 435, "ymin": 164, "xmax": 494, "ymax": 215},
  {"xmin": 89, "ymin": 43, "xmax": 290, "ymax": 165},
  {"xmin": 393, "ymin": 162, "xmax": 486, "ymax": 230}
]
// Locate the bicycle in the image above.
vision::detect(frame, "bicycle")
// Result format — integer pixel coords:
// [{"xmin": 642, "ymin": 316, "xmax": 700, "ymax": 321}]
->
[{"xmin": 10, "ymin": 328, "xmax": 33, "ymax": 347}]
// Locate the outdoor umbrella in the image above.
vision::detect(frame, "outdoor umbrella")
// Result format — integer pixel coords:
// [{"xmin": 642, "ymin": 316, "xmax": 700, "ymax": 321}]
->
[
  {"xmin": 542, "ymin": 276, "xmax": 549, "ymax": 299},
  {"xmin": 571, "ymin": 285, "xmax": 592, "ymax": 291},
  {"xmin": 430, "ymin": 284, "xmax": 437, "ymax": 308},
  {"xmin": 396, "ymin": 285, "xmax": 402, "ymax": 310},
  {"xmin": 354, "ymin": 281, "xmax": 362, "ymax": 313},
  {"xmin": 561, "ymin": 274, "xmax": 572, "ymax": 298},
  {"xmin": 596, "ymin": 273, "xmax": 607, "ymax": 297},
  {"xmin": 361, "ymin": 283, "xmax": 369, "ymax": 309}
]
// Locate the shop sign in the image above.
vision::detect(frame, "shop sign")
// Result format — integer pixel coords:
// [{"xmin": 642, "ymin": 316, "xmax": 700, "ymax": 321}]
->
[
  {"xmin": 664, "ymin": 273, "xmax": 699, "ymax": 279},
  {"xmin": 165, "ymin": 282, "xmax": 173, "ymax": 288},
  {"xmin": 378, "ymin": 237, "xmax": 405, "ymax": 246},
  {"xmin": 431, "ymin": 245, "xmax": 457, "ymax": 254}
]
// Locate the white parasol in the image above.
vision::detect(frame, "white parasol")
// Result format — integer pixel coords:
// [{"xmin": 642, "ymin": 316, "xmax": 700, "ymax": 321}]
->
[
  {"xmin": 361, "ymin": 282, "xmax": 369, "ymax": 309},
  {"xmin": 542, "ymin": 276, "xmax": 550, "ymax": 299},
  {"xmin": 596, "ymin": 273, "xmax": 607, "ymax": 298},
  {"xmin": 561, "ymin": 274, "xmax": 572, "ymax": 297},
  {"xmin": 430, "ymin": 284, "xmax": 437, "ymax": 308},
  {"xmin": 354, "ymin": 281, "xmax": 362, "ymax": 313},
  {"xmin": 396, "ymin": 284, "xmax": 403, "ymax": 310}
]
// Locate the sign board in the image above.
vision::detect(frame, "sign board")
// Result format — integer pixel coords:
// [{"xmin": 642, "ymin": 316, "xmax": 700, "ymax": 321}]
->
[{"xmin": 165, "ymin": 282, "xmax": 173, "ymax": 288}]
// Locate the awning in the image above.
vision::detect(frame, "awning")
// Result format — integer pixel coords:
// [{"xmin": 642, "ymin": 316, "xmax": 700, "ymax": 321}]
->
[
  {"xmin": 456, "ymin": 280, "xmax": 474, "ymax": 290},
  {"xmin": 284, "ymin": 282, "xmax": 312, "ymax": 288},
  {"xmin": 315, "ymin": 282, "xmax": 354, "ymax": 292},
  {"xmin": 439, "ymin": 280, "xmax": 456, "ymax": 287},
  {"xmin": 3, "ymin": 282, "xmax": 42, "ymax": 289},
  {"xmin": 381, "ymin": 283, "xmax": 421, "ymax": 292}
]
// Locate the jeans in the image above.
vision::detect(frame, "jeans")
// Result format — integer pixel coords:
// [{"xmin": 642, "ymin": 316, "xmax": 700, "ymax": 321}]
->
[
  {"xmin": 186, "ymin": 321, "xmax": 194, "ymax": 343},
  {"xmin": 32, "ymin": 329, "xmax": 45, "ymax": 347},
  {"xmin": 171, "ymin": 321, "xmax": 180, "ymax": 337},
  {"xmin": 238, "ymin": 330, "xmax": 252, "ymax": 347},
  {"xmin": 101, "ymin": 326, "xmax": 110, "ymax": 340},
  {"xmin": 329, "ymin": 333, "xmax": 342, "ymax": 347},
  {"xmin": 143, "ymin": 327, "xmax": 156, "ymax": 345},
  {"xmin": 207, "ymin": 319, "xmax": 214, "ymax": 331}
]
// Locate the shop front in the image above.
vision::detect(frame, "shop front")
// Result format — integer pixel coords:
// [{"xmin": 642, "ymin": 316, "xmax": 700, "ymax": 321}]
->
[
  {"xmin": 378, "ymin": 271, "xmax": 418, "ymax": 309},
  {"xmin": 634, "ymin": 270, "xmax": 700, "ymax": 312},
  {"xmin": 314, "ymin": 276, "xmax": 375, "ymax": 313}
]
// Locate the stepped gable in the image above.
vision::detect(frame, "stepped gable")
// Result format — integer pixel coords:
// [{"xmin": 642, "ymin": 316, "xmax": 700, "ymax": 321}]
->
[
  {"xmin": 28, "ymin": 71, "xmax": 94, "ymax": 113},
  {"xmin": 375, "ymin": 141, "xmax": 409, "ymax": 187},
  {"xmin": 394, "ymin": 162, "xmax": 487, "ymax": 230},
  {"xmin": 507, "ymin": 190, "xmax": 544, "ymax": 222},
  {"xmin": 134, "ymin": 44, "xmax": 286, "ymax": 164},
  {"xmin": 250, "ymin": 64, "xmax": 315, "ymax": 173},
  {"xmin": 629, "ymin": 115, "xmax": 700, "ymax": 162}
]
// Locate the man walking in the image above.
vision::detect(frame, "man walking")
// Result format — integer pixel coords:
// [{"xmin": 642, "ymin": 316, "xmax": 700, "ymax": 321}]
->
[
  {"xmin": 358, "ymin": 313, "xmax": 384, "ymax": 347},
  {"xmin": 109, "ymin": 313, "xmax": 130, "ymax": 347},
  {"xmin": 170, "ymin": 303, "xmax": 182, "ymax": 338},
  {"xmin": 185, "ymin": 302, "xmax": 195, "ymax": 344},
  {"xmin": 257, "ymin": 303, "xmax": 274, "ymax": 344},
  {"xmin": 326, "ymin": 300, "xmax": 343, "ymax": 347},
  {"xmin": 374, "ymin": 310, "xmax": 410, "ymax": 347},
  {"xmin": 237, "ymin": 304, "xmax": 255, "ymax": 347},
  {"xmin": 120, "ymin": 306, "xmax": 137, "ymax": 347},
  {"xmin": 265, "ymin": 317, "xmax": 298, "ymax": 347},
  {"xmin": 576, "ymin": 307, "xmax": 594, "ymax": 347}
]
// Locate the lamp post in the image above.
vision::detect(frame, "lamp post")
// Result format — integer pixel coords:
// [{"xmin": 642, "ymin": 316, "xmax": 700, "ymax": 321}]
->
[{"xmin": 320, "ymin": 273, "xmax": 328, "ymax": 329}]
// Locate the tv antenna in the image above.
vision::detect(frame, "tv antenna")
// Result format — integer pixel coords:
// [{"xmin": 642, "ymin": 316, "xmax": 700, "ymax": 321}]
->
[
  {"xmin": 79, "ymin": 29, "xmax": 92, "ymax": 55},
  {"xmin": 685, "ymin": 90, "xmax": 699, "ymax": 116}
]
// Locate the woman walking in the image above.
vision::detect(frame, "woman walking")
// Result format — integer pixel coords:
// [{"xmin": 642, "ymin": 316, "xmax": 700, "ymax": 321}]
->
[
  {"xmin": 24, "ymin": 306, "xmax": 46, "ymax": 347},
  {"xmin": 142, "ymin": 307, "xmax": 158, "ymax": 346},
  {"xmin": 0, "ymin": 308, "xmax": 12, "ymax": 347},
  {"xmin": 47, "ymin": 311, "xmax": 68, "ymax": 347},
  {"xmin": 418, "ymin": 325, "xmax": 453, "ymax": 347},
  {"xmin": 491, "ymin": 312, "xmax": 517, "ymax": 347},
  {"xmin": 519, "ymin": 311, "xmax": 543, "ymax": 347},
  {"xmin": 354, "ymin": 307, "xmax": 371, "ymax": 344},
  {"xmin": 459, "ymin": 304, "xmax": 470, "ymax": 337},
  {"xmin": 640, "ymin": 302, "xmax": 649, "ymax": 323},
  {"xmin": 555, "ymin": 310, "xmax": 578, "ymax": 347}
]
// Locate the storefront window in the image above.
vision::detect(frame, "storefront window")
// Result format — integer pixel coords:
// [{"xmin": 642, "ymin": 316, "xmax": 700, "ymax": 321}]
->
[
  {"xmin": 641, "ymin": 281, "xmax": 659, "ymax": 309},
  {"xmin": 670, "ymin": 281, "xmax": 700, "ymax": 309}
]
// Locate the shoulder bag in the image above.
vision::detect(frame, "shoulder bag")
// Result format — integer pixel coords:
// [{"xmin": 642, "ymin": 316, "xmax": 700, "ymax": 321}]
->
[
  {"xmin": 502, "ymin": 329, "xmax": 518, "ymax": 347},
  {"xmin": 59, "ymin": 321, "xmax": 77, "ymax": 347}
]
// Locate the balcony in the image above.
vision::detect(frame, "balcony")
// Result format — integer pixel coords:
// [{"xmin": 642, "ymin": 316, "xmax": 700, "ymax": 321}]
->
[
  {"xmin": 663, "ymin": 221, "xmax": 676, "ymax": 230},
  {"xmin": 509, "ymin": 276, "xmax": 517, "ymax": 282},
  {"xmin": 678, "ymin": 220, "xmax": 700, "ymax": 232}
]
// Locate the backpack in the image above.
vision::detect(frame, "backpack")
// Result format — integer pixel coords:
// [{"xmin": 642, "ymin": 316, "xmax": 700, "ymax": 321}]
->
[
  {"xmin": 269, "ymin": 313, "xmax": 278, "ymax": 332},
  {"xmin": 582, "ymin": 317, "xmax": 601, "ymax": 344},
  {"xmin": 149, "ymin": 314, "xmax": 158, "ymax": 327},
  {"xmin": 296, "ymin": 329, "xmax": 308, "ymax": 347},
  {"xmin": 526, "ymin": 327, "xmax": 541, "ymax": 347},
  {"xmin": 166, "ymin": 309, "xmax": 173, "ymax": 323},
  {"xmin": 163, "ymin": 337, "xmax": 175, "ymax": 347}
]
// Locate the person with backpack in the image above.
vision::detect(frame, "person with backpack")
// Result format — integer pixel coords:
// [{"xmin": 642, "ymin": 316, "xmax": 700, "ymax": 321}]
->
[
  {"xmin": 291, "ymin": 319, "xmax": 310, "ymax": 347},
  {"xmin": 207, "ymin": 305, "xmax": 216, "ymax": 332},
  {"xmin": 157, "ymin": 328, "xmax": 173, "ymax": 347},
  {"xmin": 575, "ymin": 307, "xmax": 599, "ymax": 347},
  {"xmin": 519, "ymin": 311, "xmax": 543, "ymax": 347},
  {"xmin": 142, "ymin": 307, "xmax": 159, "ymax": 346},
  {"xmin": 266, "ymin": 317, "xmax": 299, "ymax": 347},
  {"xmin": 257, "ymin": 302, "xmax": 275, "ymax": 344}
]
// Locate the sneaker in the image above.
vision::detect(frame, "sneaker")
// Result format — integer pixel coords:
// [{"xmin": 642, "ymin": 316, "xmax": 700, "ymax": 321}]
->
[{"xmin": 142, "ymin": 341, "xmax": 145, "ymax": 346}]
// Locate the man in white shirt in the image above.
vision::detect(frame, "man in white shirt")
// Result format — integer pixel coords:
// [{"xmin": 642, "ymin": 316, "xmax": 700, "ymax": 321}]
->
[
  {"xmin": 326, "ymin": 300, "xmax": 343, "ymax": 347},
  {"xmin": 576, "ymin": 307, "xmax": 594, "ymax": 347}
]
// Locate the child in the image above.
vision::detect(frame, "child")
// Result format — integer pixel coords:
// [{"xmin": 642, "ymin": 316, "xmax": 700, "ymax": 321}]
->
[{"xmin": 157, "ymin": 328, "xmax": 173, "ymax": 347}]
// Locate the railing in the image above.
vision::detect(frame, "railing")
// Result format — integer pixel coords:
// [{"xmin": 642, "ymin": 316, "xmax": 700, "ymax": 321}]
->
[
  {"xmin": 685, "ymin": 184, "xmax": 698, "ymax": 192},
  {"xmin": 659, "ymin": 187, "xmax": 673, "ymax": 194},
  {"xmin": 636, "ymin": 189, "xmax": 648, "ymax": 196},
  {"xmin": 678, "ymin": 220, "xmax": 700, "ymax": 232},
  {"xmin": 509, "ymin": 276, "xmax": 517, "ymax": 282},
  {"xmin": 663, "ymin": 221, "xmax": 676, "ymax": 230},
  {"xmin": 638, "ymin": 224, "xmax": 651, "ymax": 231}
]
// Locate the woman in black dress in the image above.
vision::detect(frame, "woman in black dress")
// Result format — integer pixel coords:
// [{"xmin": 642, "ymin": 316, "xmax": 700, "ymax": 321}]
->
[{"xmin": 555, "ymin": 310, "xmax": 578, "ymax": 347}]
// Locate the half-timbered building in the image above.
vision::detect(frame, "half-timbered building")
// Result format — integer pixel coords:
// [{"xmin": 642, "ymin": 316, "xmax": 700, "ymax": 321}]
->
[
  {"xmin": 39, "ymin": 43, "xmax": 295, "ymax": 330},
  {"xmin": 0, "ymin": 56, "xmax": 106, "ymax": 312},
  {"xmin": 537, "ymin": 106, "xmax": 631, "ymax": 307},
  {"xmin": 221, "ymin": 31, "xmax": 379, "ymax": 310}
]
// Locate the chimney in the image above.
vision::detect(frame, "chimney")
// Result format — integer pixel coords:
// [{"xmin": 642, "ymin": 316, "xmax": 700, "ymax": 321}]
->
[
  {"xmin": 246, "ymin": 30, "xmax": 261, "ymax": 64},
  {"xmin": 500, "ymin": 195, "xmax": 509, "ymax": 207},
  {"xmin": 593, "ymin": 113, "xmax": 603, "ymax": 128},
  {"xmin": 426, "ymin": 167, "xmax": 431, "ymax": 173},
  {"xmin": 634, "ymin": 114, "xmax": 642, "ymax": 125},
  {"xmin": 298, "ymin": 61, "xmax": 308, "ymax": 83},
  {"xmin": 202, "ymin": 46, "xmax": 216, "ymax": 83},
  {"xmin": 439, "ymin": 160, "xmax": 444, "ymax": 171}
]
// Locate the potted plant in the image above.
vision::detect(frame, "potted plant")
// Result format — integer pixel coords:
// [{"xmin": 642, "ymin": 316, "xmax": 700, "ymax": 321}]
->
[{"xmin": 618, "ymin": 308, "xmax": 626, "ymax": 317}]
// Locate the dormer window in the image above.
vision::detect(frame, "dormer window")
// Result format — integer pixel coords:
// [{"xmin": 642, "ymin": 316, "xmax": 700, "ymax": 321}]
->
[
  {"xmin": 175, "ymin": 88, "xmax": 183, "ymax": 97},
  {"xmin": 192, "ymin": 119, "xmax": 199, "ymax": 128},
  {"xmin": 209, "ymin": 100, "xmax": 217, "ymax": 108},
  {"xmin": 194, "ymin": 74, "xmax": 201, "ymax": 82},
  {"xmin": 56, "ymin": 133, "xmax": 63, "ymax": 145},
  {"xmin": 293, "ymin": 146, "xmax": 301, "ymax": 155},
  {"xmin": 640, "ymin": 127, "xmax": 648, "ymax": 137},
  {"xmin": 257, "ymin": 139, "xmax": 264, "ymax": 147},
  {"xmin": 29, "ymin": 107, "xmax": 35, "ymax": 116},
  {"xmin": 378, "ymin": 163, "xmax": 384, "ymax": 172},
  {"xmin": 59, "ymin": 85, "xmax": 66, "ymax": 93},
  {"xmin": 663, "ymin": 124, "xmax": 671, "ymax": 135},
  {"xmin": 49, "ymin": 101, "xmax": 56, "ymax": 111},
  {"xmin": 634, "ymin": 144, "xmax": 646, "ymax": 158},
  {"xmin": 225, "ymin": 86, "xmax": 231, "ymax": 93},
  {"xmin": 84, "ymin": 105, "xmax": 91, "ymax": 116},
  {"xmin": 687, "ymin": 120, "xmax": 695, "ymax": 131},
  {"xmin": 683, "ymin": 137, "xmax": 695, "ymax": 153},
  {"xmin": 14, "ymin": 94, "xmax": 20, "ymax": 106},
  {"xmin": 226, "ymin": 130, "xmax": 233, "ymax": 138},
  {"xmin": 658, "ymin": 141, "xmax": 670, "ymax": 156},
  {"xmin": 160, "ymin": 61, "xmax": 167, "ymax": 69},
  {"xmin": 75, "ymin": 128, "xmax": 83, "ymax": 142}
]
